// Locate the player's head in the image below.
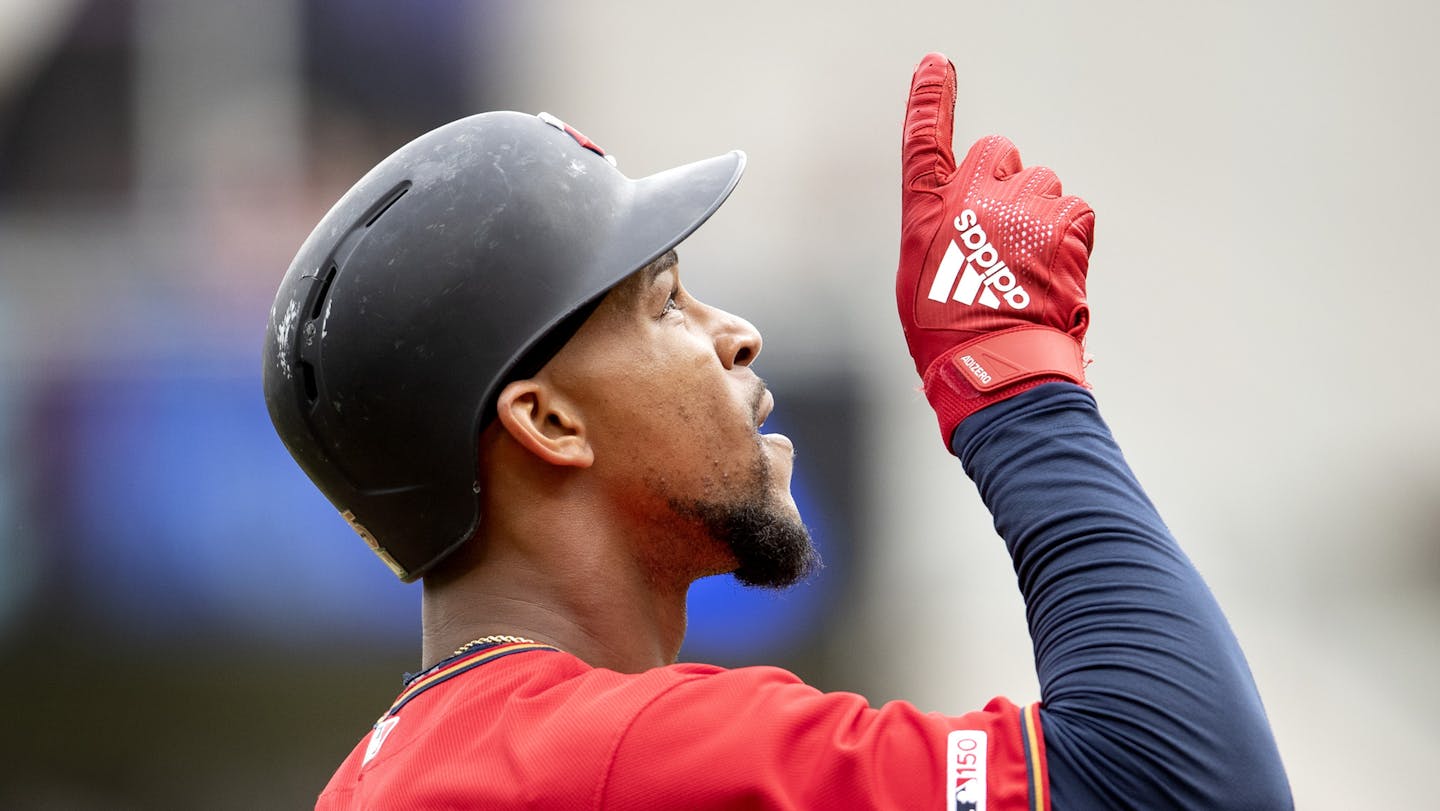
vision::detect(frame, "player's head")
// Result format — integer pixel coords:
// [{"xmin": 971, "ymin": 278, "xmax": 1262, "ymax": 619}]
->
[
  {"xmin": 485, "ymin": 246, "xmax": 817, "ymax": 589},
  {"xmin": 263, "ymin": 110, "xmax": 816, "ymax": 586}
]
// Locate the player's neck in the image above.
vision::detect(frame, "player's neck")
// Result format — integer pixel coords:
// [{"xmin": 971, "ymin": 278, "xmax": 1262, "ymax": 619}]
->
[{"xmin": 418, "ymin": 497, "xmax": 690, "ymax": 673}]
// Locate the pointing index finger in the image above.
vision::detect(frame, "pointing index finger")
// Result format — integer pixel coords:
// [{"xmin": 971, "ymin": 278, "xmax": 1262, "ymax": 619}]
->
[{"xmin": 902, "ymin": 52, "xmax": 958, "ymax": 192}]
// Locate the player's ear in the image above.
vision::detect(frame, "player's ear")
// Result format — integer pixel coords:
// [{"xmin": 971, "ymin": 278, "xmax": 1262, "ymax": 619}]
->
[{"xmin": 494, "ymin": 379, "xmax": 594, "ymax": 468}]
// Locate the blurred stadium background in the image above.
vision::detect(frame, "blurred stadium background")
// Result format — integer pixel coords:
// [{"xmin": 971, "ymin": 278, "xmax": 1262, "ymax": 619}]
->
[{"xmin": 0, "ymin": 1, "xmax": 1434, "ymax": 807}]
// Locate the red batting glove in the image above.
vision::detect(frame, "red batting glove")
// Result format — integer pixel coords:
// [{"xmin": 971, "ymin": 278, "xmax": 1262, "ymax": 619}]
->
[{"xmin": 898, "ymin": 52, "xmax": 1096, "ymax": 449}]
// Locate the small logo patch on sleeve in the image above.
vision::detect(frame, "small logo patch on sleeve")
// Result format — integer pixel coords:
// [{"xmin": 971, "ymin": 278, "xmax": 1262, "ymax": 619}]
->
[
  {"xmin": 362, "ymin": 716, "xmax": 400, "ymax": 768},
  {"xmin": 946, "ymin": 729, "xmax": 988, "ymax": 811}
]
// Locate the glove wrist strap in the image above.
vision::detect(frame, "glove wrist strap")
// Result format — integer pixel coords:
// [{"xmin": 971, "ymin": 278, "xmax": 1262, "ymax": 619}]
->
[{"xmin": 921, "ymin": 326, "xmax": 1088, "ymax": 450}]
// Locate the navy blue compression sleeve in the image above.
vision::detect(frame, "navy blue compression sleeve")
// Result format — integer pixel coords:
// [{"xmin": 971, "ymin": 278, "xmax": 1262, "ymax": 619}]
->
[{"xmin": 951, "ymin": 383, "xmax": 1292, "ymax": 810}]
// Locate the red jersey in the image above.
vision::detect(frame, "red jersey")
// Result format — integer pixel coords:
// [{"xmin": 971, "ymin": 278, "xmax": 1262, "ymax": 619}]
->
[{"xmin": 317, "ymin": 641, "xmax": 1049, "ymax": 810}]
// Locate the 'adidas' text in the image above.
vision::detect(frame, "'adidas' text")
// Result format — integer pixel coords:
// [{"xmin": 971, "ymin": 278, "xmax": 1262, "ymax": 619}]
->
[{"xmin": 927, "ymin": 209, "xmax": 1031, "ymax": 310}]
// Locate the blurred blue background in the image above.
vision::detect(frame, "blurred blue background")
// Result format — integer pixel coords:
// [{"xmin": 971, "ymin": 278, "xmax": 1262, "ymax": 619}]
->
[{"xmin": 1, "ymin": 1, "xmax": 1436, "ymax": 808}]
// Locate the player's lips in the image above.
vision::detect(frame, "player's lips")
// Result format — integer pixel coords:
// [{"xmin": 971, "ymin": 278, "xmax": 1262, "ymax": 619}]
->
[
  {"xmin": 755, "ymin": 389, "xmax": 794, "ymax": 455},
  {"xmin": 762, "ymin": 432, "xmax": 794, "ymax": 453}
]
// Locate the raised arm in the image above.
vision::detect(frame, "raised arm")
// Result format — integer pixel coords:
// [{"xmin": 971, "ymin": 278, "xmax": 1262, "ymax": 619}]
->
[{"xmin": 899, "ymin": 53, "xmax": 1292, "ymax": 809}]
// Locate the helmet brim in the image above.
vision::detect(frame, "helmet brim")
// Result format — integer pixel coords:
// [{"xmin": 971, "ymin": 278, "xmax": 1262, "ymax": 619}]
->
[{"xmin": 598, "ymin": 149, "xmax": 748, "ymax": 279}]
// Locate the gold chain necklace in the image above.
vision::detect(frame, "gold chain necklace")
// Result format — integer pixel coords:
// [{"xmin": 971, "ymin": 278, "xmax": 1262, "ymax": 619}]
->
[{"xmin": 451, "ymin": 635, "xmax": 539, "ymax": 657}]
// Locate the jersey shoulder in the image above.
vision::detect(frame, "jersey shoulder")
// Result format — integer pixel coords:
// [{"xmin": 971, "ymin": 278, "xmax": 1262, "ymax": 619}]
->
[{"xmin": 602, "ymin": 662, "xmax": 1044, "ymax": 811}]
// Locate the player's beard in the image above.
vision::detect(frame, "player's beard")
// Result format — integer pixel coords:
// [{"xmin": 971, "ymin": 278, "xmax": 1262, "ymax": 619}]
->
[{"xmin": 668, "ymin": 444, "xmax": 820, "ymax": 589}]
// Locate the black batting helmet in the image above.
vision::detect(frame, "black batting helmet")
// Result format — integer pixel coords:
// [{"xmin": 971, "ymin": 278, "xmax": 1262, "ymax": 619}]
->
[{"xmin": 263, "ymin": 111, "xmax": 746, "ymax": 581}]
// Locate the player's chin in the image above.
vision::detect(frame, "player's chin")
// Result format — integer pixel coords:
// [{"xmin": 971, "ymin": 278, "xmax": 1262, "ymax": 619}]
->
[{"xmin": 730, "ymin": 508, "xmax": 820, "ymax": 590}]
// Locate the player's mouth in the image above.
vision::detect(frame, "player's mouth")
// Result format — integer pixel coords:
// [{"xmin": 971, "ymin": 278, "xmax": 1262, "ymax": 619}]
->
[{"xmin": 755, "ymin": 388, "xmax": 794, "ymax": 455}]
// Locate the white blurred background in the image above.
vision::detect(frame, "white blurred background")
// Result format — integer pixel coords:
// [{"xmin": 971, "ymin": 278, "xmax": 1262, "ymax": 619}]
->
[{"xmin": 0, "ymin": 1, "xmax": 1434, "ymax": 807}]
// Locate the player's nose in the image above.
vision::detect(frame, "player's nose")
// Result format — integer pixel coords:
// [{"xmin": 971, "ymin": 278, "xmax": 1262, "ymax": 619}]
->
[{"xmin": 711, "ymin": 305, "xmax": 762, "ymax": 370}]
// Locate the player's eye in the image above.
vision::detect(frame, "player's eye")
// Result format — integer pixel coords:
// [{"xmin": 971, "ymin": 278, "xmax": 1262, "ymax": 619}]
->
[{"xmin": 660, "ymin": 287, "xmax": 683, "ymax": 316}]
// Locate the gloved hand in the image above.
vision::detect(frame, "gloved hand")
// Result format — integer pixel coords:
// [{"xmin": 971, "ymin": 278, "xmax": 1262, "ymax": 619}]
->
[{"xmin": 898, "ymin": 52, "xmax": 1095, "ymax": 449}]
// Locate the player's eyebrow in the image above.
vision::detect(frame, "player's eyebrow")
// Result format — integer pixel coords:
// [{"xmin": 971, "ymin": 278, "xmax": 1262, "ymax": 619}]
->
[
  {"xmin": 642, "ymin": 249, "xmax": 679, "ymax": 287},
  {"xmin": 603, "ymin": 249, "xmax": 680, "ymax": 316}
]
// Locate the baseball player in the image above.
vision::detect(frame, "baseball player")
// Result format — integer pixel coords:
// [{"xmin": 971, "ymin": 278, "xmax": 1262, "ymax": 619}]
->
[{"xmin": 265, "ymin": 53, "xmax": 1291, "ymax": 809}]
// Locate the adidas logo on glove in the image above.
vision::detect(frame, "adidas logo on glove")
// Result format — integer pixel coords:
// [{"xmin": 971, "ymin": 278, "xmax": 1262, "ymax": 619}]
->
[{"xmin": 927, "ymin": 209, "xmax": 1030, "ymax": 310}]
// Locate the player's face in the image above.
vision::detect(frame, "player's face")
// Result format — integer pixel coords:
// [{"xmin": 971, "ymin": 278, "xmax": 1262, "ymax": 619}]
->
[{"xmin": 541, "ymin": 252, "xmax": 818, "ymax": 588}]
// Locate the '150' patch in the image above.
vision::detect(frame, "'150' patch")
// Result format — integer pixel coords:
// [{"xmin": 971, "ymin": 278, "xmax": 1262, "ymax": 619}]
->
[{"xmin": 946, "ymin": 729, "xmax": 988, "ymax": 810}]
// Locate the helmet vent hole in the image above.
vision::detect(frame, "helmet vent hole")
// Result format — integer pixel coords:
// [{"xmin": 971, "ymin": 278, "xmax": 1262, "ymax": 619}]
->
[
  {"xmin": 364, "ymin": 183, "xmax": 411, "ymax": 228},
  {"xmin": 310, "ymin": 264, "xmax": 337, "ymax": 320},
  {"xmin": 301, "ymin": 360, "xmax": 319, "ymax": 403}
]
